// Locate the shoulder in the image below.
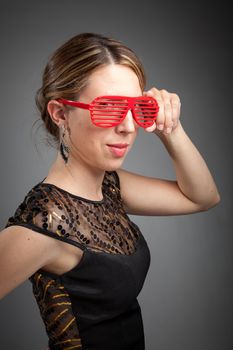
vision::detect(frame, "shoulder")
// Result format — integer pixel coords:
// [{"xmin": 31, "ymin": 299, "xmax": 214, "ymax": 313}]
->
[
  {"xmin": 4, "ymin": 181, "xmax": 75, "ymax": 243},
  {"xmin": 4, "ymin": 181, "xmax": 89, "ymax": 250},
  {"xmin": 5, "ymin": 182, "xmax": 61, "ymax": 228}
]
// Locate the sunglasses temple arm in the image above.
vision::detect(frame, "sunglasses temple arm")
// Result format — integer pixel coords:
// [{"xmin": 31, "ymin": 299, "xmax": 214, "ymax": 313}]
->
[
  {"xmin": 74, "ymin": 102, "xmax": 89, "ymax": 110},
  {"xmin": 58, "ymin": 99, "xmax": 90, "ymax": 110}
]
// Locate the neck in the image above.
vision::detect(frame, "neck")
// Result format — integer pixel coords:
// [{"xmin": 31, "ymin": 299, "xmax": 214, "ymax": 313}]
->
[{"xmin": 45, "ymin": 152, "xmax": 106, "ymax": 200}]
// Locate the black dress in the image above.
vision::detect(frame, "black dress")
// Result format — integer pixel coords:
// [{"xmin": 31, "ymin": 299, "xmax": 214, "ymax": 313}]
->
[{"xmin": 5, "ymin": 170, "xmax": 151, "ymax": 350}]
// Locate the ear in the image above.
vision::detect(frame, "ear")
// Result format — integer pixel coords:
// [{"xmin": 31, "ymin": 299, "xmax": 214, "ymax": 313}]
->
[{"xmin": 47, "ymin": 100, "xmax": 67, "ymax": 128}]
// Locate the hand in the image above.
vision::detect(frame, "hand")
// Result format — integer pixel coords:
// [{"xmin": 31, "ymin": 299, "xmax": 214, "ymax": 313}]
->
[{"xmin": 143, "ymin": 87, "xmax": 181, "ymax": 135}]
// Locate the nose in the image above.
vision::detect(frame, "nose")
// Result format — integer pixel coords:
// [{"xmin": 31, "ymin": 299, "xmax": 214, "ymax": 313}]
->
[{"xmin": 116, "ymin": 108, "xmax": 137, "ymax": 132}]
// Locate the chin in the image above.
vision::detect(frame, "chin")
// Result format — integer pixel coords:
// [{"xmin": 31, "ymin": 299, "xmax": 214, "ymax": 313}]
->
[{"xmin": 101, "ymin": 160, "xmax": 125, "ymax": 172}]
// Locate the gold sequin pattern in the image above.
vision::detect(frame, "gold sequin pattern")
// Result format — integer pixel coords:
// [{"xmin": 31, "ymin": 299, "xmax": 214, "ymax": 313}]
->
[{"xmin": 29, "ymin": 271, "xmax": 82, "ymax": 349}]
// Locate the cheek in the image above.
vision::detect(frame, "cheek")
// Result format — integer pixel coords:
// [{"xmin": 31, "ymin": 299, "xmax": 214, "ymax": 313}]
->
[
  {"xmin": 70, "ymin": 121, "xmax": 106, "ymax": 151},
  {"xmin": 69, "ymin": 110, "xmax": 91, "ymax": 130},
  {"xmin": 69, "ymin": 112, "xmax": 90, "ymax": 137}
]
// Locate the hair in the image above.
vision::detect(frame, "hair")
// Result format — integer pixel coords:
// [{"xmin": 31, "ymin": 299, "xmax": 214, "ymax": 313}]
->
[{"xmin": 35, "ymin": 32, "xmax": 147, "ymax": 149}]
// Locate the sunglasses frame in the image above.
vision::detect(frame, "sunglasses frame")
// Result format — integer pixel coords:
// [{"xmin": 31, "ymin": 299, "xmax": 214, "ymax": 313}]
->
[{"xmin": 57, "ymin": 95, "xmax": 159, "ymax": 128}]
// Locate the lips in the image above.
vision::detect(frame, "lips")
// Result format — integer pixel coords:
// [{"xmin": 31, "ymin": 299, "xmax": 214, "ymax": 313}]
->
[
  {"xmin": 107, "ymin": 144, "xmax": 128, "ymax": 157},
  {"xmin": 107, "ymin": 143, "xmax": 129, "ymax": 148}
]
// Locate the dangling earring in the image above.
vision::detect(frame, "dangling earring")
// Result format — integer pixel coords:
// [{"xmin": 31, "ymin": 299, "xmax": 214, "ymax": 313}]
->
[{"xmin": 60, "ymin": 125, "xmax": 70, "ymax": 164}]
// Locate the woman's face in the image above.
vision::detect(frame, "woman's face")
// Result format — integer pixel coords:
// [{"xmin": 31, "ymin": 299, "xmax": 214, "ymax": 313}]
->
[{"xmin": 66, "ymin": 64, "xmax": 143, "ymax": 172}]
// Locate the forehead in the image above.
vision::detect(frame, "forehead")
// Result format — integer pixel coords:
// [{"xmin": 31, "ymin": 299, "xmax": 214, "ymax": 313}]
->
[{"xmin": 83, "ymin": 64, "xmax": 142, "ymax": 100}]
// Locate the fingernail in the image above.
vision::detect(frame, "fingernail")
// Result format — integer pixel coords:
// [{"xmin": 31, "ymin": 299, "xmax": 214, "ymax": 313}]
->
[
  {"xmin": 158, "ymin": 124, "xmax": 163, "ymax": 130},
  {"xmin": 166, "ymin": 127, "xmax": 172, "ymax": 133}
]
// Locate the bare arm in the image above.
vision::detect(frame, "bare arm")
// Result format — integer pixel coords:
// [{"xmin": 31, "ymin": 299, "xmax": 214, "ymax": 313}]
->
[
  {"xmin": 154, "ymin": 120, "xmax": 220, "ymax": 207},
  {"xmin": 0, "ymin": 226, "xmax": 61, "ymax": 300},
  {"xmin": 116, "ymin": 121, "xmax": 220, "ymax": 216},
  {"xmin": 115, "ymin": 86, "xmax": 220, "ymax": 216}
]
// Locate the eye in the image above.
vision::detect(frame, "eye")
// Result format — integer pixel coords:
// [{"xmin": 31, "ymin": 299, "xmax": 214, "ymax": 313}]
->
[
  {"xmin": 100, "ymin": 102, "xmax": 111, "ymax": 106},
  {"xmin": 99, "ymin": 102, "xmax": 115, "ymax": 108}
]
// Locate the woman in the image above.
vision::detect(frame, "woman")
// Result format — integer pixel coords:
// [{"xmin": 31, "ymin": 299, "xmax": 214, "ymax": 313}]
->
[{"xmin": 0, "ymin": 32, "xmax": 220, "ymax": 349}]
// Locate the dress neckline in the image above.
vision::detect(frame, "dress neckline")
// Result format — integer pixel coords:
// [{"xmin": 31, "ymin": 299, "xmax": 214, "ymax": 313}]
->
[{"xmin": 37, "ymin": 172, "xmax": 107, "ymax": 204}]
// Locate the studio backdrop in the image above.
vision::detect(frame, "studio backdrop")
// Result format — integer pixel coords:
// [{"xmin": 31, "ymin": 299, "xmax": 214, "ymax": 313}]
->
[{"xmin": 0, "ymin": 1, "xmax": 231, "ymax": 350}]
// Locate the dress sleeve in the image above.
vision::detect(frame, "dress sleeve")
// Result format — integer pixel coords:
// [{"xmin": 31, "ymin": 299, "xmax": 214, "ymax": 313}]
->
[{"xmin": 4, "ymin": 185, "xmax": 86, "ymax": 251}]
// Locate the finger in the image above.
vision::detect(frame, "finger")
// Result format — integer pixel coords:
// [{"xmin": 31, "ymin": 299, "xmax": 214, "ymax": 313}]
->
[
  {"xmin": 161, "ymin": 91, "xmax": 174, "ymax": 133},
  {"xmin": 143, "ymin": 89, "xmax": 161, "ymax": 129},
  {"xmin": 144, "ymin": 87, "xmax": 160, "ymax": 95},
  {"xmin": 143, "ymin": 88, "xmax": 161, "ymax": 102},
  {"xmin": 157, "ymin": 89, "xmax": 171, "ymax": 132},
  {"xmin": 151, "ymin": 91, "xmax": 164, "ymax": 130},
  {"xmin": 144, "ymin": 121, "xmax": 156, "ymax": 133},
  {"xmin": 164, "ymin": 103, "xmax": 173, "ymax": 134},
  {"xmin": 170, "ymin": 93, "xmax": 181, "ymax": 127}
]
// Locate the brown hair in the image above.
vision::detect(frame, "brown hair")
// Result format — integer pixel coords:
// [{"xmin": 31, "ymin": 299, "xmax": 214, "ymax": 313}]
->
[{"xmin": 35, "ymin": 32, "xmax": 147, "ymax": 149}]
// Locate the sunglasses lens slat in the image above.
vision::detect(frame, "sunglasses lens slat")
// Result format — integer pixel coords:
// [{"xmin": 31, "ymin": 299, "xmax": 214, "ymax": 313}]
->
[
  {"xmin": 91, "ymin": 98, "xmax": 127, "ymax": 127},
  {"xmin": 93, "ymin": 117, "xmax": 123, "ymax": 121},
  {"xmin": 133, "ymin": 99, "xmax": 158, "ymax": 127}
]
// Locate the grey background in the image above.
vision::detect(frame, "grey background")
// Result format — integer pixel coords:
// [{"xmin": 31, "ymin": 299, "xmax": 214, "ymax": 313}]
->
[{"xmin": 0, "ymin": 1, "xmax": 232, "ymax": 349}]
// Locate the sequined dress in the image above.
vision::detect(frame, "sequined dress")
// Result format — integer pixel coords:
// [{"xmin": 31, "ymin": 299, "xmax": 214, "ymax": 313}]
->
[{"xmin": 5, "ymin": 171, "xmax": 151, "ymax": 350}]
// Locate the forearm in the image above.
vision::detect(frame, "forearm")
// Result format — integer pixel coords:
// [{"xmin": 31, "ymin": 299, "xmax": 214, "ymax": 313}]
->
[{"xmin": 155, "ymin": 121, "xmax": 220, "ymax": 208}]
